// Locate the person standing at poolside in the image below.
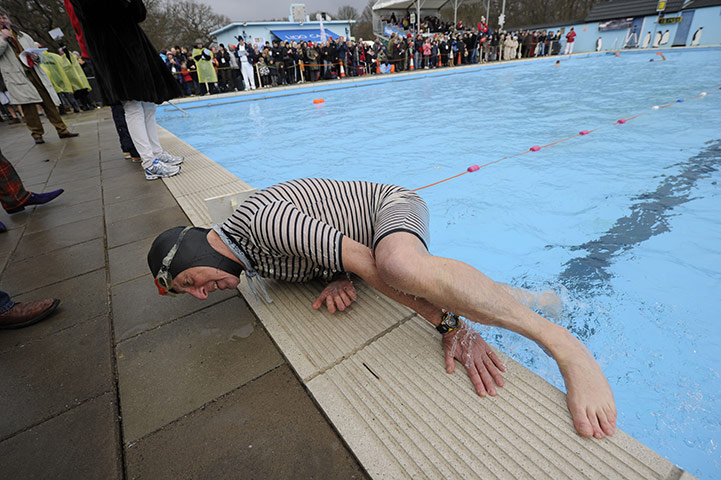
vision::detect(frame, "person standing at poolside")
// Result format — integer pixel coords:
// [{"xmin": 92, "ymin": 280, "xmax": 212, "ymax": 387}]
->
[
  {"xmin": 147, "ymin": 178, "xmax": 617, "ymax": 440},
  {"xmin": 0, "ymin": 7, "xmax": 79, "ymax": 145},
  {"xmin": 564, "ymin": 27, "xmax": 577, "ymax": 55},
  {"xmin": 237, "ymin": 38, "xmax": 256, "ymax": 91},
  {"xmin": 68, "ymin": 0, "xmax": 184, "ymax": 180}
]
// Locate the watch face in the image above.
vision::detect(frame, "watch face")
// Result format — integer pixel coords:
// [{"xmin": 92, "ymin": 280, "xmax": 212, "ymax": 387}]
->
[{"xmin": 446, "ymin": 315, "xmax": 459, "ymax": 328}]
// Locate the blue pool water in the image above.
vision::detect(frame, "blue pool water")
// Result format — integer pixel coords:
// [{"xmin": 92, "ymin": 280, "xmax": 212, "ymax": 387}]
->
[{"xmin": 158, "ymin": 49, "xmax": 721, "ymax": 479}]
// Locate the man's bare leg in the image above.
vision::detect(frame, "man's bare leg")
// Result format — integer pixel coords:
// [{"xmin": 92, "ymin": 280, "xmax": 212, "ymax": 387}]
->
[{"xmin": 365, "ymin": 233, "xmax": 616, "ymax": 439}]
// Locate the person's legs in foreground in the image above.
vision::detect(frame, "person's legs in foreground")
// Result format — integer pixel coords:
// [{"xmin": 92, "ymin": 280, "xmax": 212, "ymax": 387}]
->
[
  {"xmin": 111, "ymin": 104, "xmax": 140, "ymax": 162},
  {"xmin": 0, "ymin": 149, "xmax": 63, "ymax": 216},
  {"xmin": 122, "ymin": 100, "xmax": 181, "ymax": 180},
  {"xmin": 19, "ymin": 103, "xmax": 45, "ymax": 142},
  {"xmin": 341, "ymin": 231, "xmax": 617, "ymax": 439},
  {"xmin": 0, "ymin": 289, "xmax": 60, "ymax": 329}
]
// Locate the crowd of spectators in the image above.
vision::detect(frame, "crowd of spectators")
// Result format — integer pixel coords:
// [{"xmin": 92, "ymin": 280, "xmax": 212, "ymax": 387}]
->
[{"xmin": 158, "ymin": 18, "xmax": 574, "ymax": 96}]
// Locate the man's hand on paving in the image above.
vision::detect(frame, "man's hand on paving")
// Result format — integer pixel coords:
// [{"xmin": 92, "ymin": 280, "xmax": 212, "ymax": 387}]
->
[
  {"xmin": 442, "ymin": 322, "xmax": 506, "ymax": 396},
  {"xmin": 312, "ymin": 277, "xmax": 358, "ymax": 314}
]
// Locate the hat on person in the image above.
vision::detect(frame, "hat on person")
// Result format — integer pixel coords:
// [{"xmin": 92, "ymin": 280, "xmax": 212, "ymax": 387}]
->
[{"xmin": 147, "ymin": 227, "xmax": 243, "ymax": 294}]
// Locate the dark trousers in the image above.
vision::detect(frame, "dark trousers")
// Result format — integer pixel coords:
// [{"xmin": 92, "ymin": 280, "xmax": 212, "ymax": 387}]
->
[
  {"xmin": 21, "ymin": 73, "xmax": 69, "ymax": 139},
  {"xmin": 110, "ymin": 105, "xmax": 139, "ymax": 157}
]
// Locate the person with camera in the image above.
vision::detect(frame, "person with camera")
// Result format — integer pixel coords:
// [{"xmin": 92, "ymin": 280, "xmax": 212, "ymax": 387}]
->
[{"xmin": 0, "ymin": 8, "xmax": 78, "ymax": 144}]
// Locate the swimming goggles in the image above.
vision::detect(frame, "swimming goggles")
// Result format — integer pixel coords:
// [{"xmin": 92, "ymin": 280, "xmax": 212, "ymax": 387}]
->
[{"xmin": 154, "ymin": 226, "xmax": 192, "ymax": 296}]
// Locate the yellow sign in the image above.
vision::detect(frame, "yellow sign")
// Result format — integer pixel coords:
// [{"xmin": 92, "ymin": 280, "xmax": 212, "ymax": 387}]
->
[
  {"xmin": 657, "ymin": 0, "xmax": 666, "ymax": 12},
  {"xmin": 659, "ymin": 16, "xmax": 682, "ymax": 24}
]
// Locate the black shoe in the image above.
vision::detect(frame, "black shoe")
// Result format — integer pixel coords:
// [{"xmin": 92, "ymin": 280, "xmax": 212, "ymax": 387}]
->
[
  {"xmin": 34, "ymin": 137, "xmax": 45, "ymax": 144},
  {"xmin": 8, "ymin": 117, "xmax": 21, "ymax": 124},
  {"xmin": 59, "ymin": 132, "xmax": 79, "ymax": 139}
]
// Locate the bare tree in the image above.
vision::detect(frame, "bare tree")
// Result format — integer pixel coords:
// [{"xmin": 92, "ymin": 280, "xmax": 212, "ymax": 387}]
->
[
  {"xmin": 0, "ymin": 0, "xmax": 78, "ymax": 52},
  {"xmin": 336, "ymin": 5, "xmax": 359, "ymax": 21},
  {"xmin": 354, "ymin": 0, "xmax": 376, "ymax": 40},
  {"xmin": 145, "ymin": 0, "xmax": 231, "ymax": 49},
  {"xmin": 0, "ymin": 0, "xmax": 231, "ymax": 54}
]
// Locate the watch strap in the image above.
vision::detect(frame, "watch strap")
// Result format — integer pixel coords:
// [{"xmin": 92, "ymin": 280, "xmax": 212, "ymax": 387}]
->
[{"xmin": 436, "ymin": 311, "xmax": 460, "ymax": 334}]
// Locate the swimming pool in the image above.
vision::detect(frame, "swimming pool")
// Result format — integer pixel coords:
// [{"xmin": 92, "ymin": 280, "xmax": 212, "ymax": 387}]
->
[{"xmin": 158, "ymin": 49, "xmax": 721, "ymax": 479}]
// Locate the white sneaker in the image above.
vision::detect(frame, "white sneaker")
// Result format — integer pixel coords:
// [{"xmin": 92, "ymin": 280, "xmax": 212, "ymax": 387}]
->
[
  {"xmin": 145, "ymin": 159, "xmax": 180, "ymax": 180},
  {"xmin": 158, "ymin": 151, "xmax": 184, "ymax": 165}
]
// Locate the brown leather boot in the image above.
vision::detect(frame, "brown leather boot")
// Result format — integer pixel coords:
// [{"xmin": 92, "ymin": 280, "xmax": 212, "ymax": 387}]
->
[{"xmin": 0, "ymin": 299, "xmax": 60, "ymax": 329}]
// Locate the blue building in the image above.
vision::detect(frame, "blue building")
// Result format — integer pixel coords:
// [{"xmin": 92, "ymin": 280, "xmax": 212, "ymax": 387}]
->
[{"xmin": 211, "ymin": 4, "xmax": 354, "ymax": 50}]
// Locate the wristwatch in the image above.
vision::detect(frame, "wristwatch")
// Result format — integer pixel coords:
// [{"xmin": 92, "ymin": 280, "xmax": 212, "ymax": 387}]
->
[{"xmin": 436, "ymin": 311, "xmax": 460, "ymax": 334}]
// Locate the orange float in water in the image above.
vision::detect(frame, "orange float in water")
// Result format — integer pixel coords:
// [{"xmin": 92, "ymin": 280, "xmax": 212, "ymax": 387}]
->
[{"xmin": 313, "ymin": 99, "xmax": 325, "ymax": 104}]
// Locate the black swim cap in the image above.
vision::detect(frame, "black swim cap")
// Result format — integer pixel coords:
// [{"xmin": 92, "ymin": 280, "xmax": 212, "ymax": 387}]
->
[{"xmin": 148, "ymin": 226, "xmax": 244, "ymax": 285}]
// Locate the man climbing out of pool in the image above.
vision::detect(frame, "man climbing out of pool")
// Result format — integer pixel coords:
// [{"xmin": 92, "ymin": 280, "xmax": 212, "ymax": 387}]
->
[{"xmin": 147, "ymin": 178, "xmax": 617, "ymax": 439}]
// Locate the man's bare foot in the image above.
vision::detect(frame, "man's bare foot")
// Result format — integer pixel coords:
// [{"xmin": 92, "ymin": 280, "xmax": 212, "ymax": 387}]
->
[{"xmin": 550, "ymin": 326, "xmax": 617, "ymax": 438}]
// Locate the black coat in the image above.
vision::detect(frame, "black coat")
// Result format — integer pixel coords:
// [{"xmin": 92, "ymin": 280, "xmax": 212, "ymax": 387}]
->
[{"xmin": 69, "ymin": 0, "xmax": 180, "ymax": 105}]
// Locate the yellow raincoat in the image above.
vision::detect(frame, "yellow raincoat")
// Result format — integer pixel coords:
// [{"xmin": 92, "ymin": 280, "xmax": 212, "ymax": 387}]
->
[
  {"xmin": 192, "ymin": 47, "xmax": 217, "ymax": 83},
  {"xmin": 60, "ymin": 52, "xmax": 91, "ymax": 92},
  {"xmin": 40, "ymin": 51, "xmax": 73, "ymax": 94}
]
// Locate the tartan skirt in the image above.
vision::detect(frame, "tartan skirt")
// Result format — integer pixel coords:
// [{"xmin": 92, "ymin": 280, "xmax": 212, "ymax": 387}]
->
[{"xmin": 0, "ymin": 149, "xmax": 30, "ymax": 212}]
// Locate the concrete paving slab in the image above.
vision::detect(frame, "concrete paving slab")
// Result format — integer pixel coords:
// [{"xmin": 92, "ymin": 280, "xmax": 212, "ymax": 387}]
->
[
  {"xmin": 0, "ymin": 392, "xmax": 121, "ymax": 480},
  {"xmin": 100, "ymin": 160, "xmax": 142, "ymax": 177},
  {"xmin": 43, "ymin": 182, "xmax": 102, "ymax": 208},
  {"xmin": 44, "ymin": 171, "xmax": 101, "ymax": 193},
  {"xmin": 12, "ymin": 216, "xmax": 104, "ymax": 261},
  {"xmin": 106, "ymin": 205, "xmax": 188, "ymax": 248},
  {"xmin": 24, "ymin": 198, "xmax": 102, "ymax": 234},
  {"xmin": 124, "ymin": 365, "xmax": 367, "ymax": 480},
  {"xmin": 12, "ymin": 158, "xmax": 56, "ymax": 176},
  {"xmin": 0, "ymin": 210, "xmax": 31, "ymax": 231},
  {"xmin": 0, "ymin": 225, "xmax": 23, "ymax": 257},
  {"xmin": 0, "ymin": 269, "xmax": 110, "ymax": 354},
  {"xmin": 104, "ymin": 189, "xmax": 179, "ymax": 224},
  {"xmin": 103, "ymin": 177, "xmax": 163, "ymax": 205},
  {"xmin": 46, "ymin": 163, "xmax": 100, "ymax": 183},
  {"xmin": 108, "ymin": 235, "xmax": 157, "ymax": 286},
  {"xmin": 0, "ymin": 316, "xmax": 114, "ymax": 439},
  {"xmin": 116, "ymin": 296, "xmax": 283, "ymax": 443},
  {"xmin": 1, "ymin": 238, "xmax": 104, "ymax": 294},
  {"xmin": 111, "ymin": 273, "xmax": 238, "ymax": 341},
  {"xmin": 13, "ymin": 171, "xmax": 51, "ymax": 188},
  {"xmin": 0, "ymin": 253, "xmax": 9, "ymax": 275}
]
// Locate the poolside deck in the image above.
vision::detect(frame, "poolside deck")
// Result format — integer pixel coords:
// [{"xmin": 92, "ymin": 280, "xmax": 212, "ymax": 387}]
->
[{"xmin": 0, "ymin": 54, "xmax": 702, "ymax": 479}]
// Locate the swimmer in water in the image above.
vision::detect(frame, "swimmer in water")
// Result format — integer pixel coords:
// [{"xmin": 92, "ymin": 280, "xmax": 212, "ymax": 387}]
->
[
  {"xmin": 148, "ymin": 178, "xmax": 617, "ymax": 440},
  {"xmin": 650, "ymin": 51, "xmax": 666, "ymax": 62},
  {"xmin": 554, "ymin": 60, "xmax": 561, "ymax": 66}
]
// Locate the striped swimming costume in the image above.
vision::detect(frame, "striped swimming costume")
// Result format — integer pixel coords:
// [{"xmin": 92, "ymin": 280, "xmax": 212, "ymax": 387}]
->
[{"xmin": 220, "ymin": 178, "xmax": 430, "ymax": 282}]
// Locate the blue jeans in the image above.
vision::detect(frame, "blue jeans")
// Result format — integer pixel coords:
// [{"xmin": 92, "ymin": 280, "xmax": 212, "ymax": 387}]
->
[{"xmin": 0, "ymin": 290, "xmax": 14, "ymax": 314}]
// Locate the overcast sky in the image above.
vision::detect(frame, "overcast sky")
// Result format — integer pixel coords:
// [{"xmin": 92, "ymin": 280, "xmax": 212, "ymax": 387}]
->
[{"xmin": 204, "ymin": 0, "xmax": 371, "ymax": 22}]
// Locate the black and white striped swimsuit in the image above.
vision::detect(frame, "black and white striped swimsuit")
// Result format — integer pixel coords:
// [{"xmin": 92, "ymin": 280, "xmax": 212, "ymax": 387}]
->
[{"xmin": 220, "ymin": 178, "xmax": 430, "ymax": 282}]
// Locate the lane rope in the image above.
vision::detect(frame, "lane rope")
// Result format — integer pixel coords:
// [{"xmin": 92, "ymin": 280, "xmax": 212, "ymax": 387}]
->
[{"xmin": 412, "ymin": 86, "xmax": 721, "ymax": 192}]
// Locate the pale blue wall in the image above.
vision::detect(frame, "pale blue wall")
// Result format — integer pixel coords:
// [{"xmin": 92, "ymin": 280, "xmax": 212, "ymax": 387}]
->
[
  {"xmin": 539, "ymin": 6, "xmax": 720, "ymax": 54},
  {"xmin": 213, "ymin": 22, "xmax": 352, "ymax": 50},
  {"xmin": 686, "ymin": 6, "xmax": 721, "ymax": 45}
]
